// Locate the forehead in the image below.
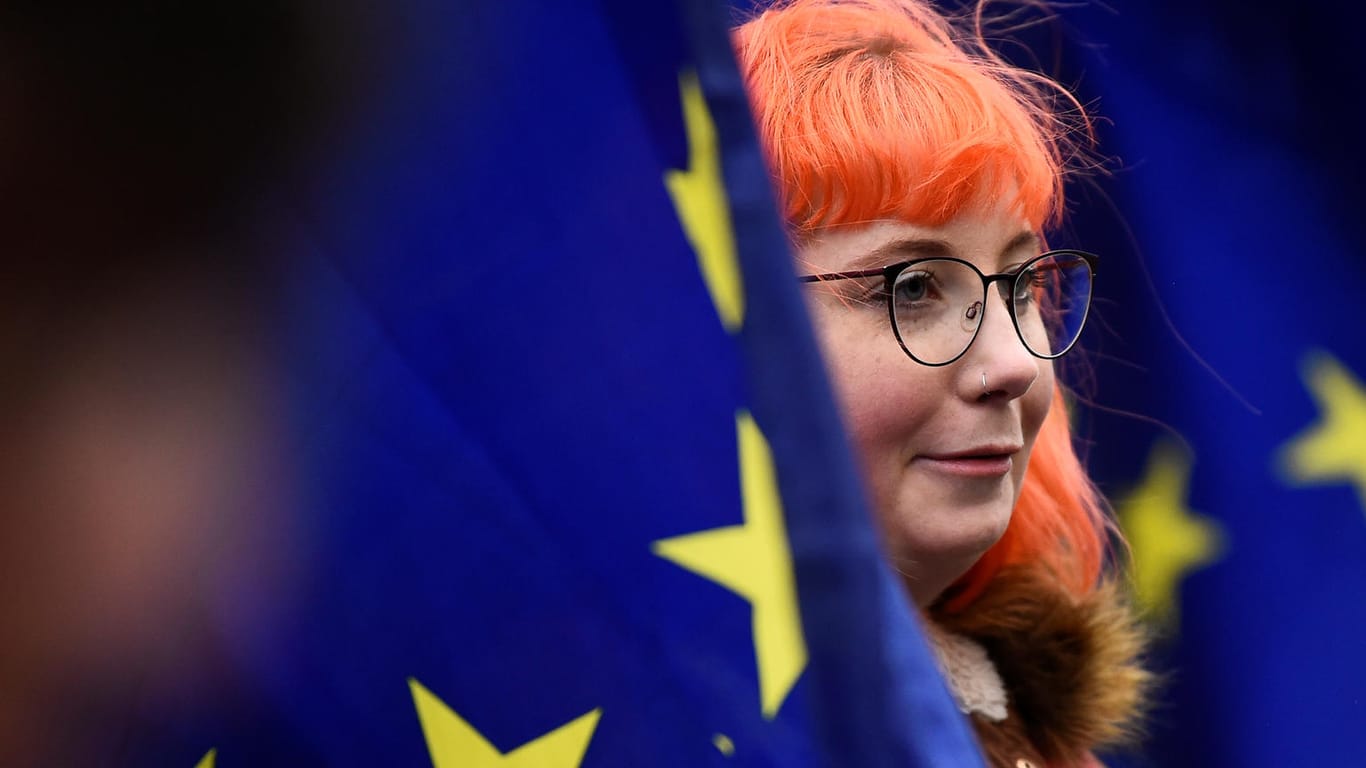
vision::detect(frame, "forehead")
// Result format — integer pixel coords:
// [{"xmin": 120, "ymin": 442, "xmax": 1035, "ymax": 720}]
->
[{"xmin": 796, "ymin": 208, "xmax": 1038, "ymax": 275}]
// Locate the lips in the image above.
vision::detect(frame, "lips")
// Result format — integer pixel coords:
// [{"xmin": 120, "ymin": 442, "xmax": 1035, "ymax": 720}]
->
[
  {"xmin": 925, "ymin": 444, "xmax": 1022, "ymax": 461},
  {"xmin": 915, "ymin": 445, "xmax": 1022, "ymax": 478}
]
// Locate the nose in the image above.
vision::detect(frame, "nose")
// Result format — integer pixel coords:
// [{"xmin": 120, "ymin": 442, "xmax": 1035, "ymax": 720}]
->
[{"xmin": 961, "ymin": 290, "xmax": 1039, "ymax": 400}]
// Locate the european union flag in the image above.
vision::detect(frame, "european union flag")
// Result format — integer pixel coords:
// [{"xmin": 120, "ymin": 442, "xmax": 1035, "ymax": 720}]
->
[
  {"xmin": 111, "ymin": 1, "xmax": 985, "ymax": 765},
  {"xmin": 1052, "ymin": 0, "xmax": 1366, "ymax": 764}
]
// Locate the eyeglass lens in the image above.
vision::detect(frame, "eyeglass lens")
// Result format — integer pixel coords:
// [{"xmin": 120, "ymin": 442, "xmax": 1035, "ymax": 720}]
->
[{"xmin": 889, "ymin": 253, "xmax": 1093, "ymax": 364}]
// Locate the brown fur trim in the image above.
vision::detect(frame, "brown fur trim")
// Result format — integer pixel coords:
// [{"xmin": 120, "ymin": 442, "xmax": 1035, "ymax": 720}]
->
[{"xmin": 934, "ymin": 566, "xmax": 1152, "ymax": 767}]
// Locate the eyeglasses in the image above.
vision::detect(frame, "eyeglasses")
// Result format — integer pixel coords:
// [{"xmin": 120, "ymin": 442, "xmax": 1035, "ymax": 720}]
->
[{"xmin": 797, "ymin": 250, "xmax": 1098, "ymax": 366}]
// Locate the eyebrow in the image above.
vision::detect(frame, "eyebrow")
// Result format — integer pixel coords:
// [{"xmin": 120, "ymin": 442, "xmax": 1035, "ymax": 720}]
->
[{"xmin": 843, "ymin": 230, "xmax": 1040, "ymax": 272}]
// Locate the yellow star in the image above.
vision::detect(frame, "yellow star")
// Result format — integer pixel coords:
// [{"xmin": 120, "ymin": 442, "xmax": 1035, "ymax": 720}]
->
[
  {"xmin": 408, "ymin": 679, "xmax": 601, "ymax": 768},
  {"xmin": 664, "ymin": 70, "xmax": 744, "ymax": 332},
  {"xmin": 1279, "ymin": 351, "xmax": 1366, "ymax": 515},
  {"xmin": 712, "ymin": 733, "xmax": 735, "ymax": 757},
  {"xmin": 194, "ymin": 749, "xmax": 216, "ymax": 768},
  {"xmin": 1116, "ymin": 441, "xmax": 1224, "ymax": 627},
  {"xmin": 652, "ymin": 411, "xmax": 807, "ymax": 719}
]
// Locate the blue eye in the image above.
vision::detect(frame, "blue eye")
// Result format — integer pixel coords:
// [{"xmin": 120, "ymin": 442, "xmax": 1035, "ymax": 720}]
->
[
  {"xmin": 893, "ymin": 269, "xmax": 935, "ymax": 303},
  {"xmin": 1009, "ymin": 262, "xmax": 1046, "ymax": 301}
]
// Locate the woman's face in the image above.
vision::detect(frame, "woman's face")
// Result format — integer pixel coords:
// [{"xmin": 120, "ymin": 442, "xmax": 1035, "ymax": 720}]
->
[{"xmin": 798, "ymin": 201, "xmax": 1054, "ymax": 606}]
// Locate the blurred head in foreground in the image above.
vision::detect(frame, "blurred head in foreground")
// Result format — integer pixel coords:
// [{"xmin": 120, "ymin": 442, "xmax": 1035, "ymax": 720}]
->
[{"xmin": 0, "ymin": 2, "xmax": 366, "ymax": 762}]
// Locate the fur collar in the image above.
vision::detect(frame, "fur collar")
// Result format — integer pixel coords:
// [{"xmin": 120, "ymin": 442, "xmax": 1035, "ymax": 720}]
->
[
  {"xmin": 923, "ymin": 621, "xmax": 1009, "ymax": 722},
  {"xmin": 931, "ymin": 566, "xmax": 1152, "ymax": 768}
]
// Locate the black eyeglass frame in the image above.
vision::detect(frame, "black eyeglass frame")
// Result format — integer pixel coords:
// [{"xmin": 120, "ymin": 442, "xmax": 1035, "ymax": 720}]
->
[{"xmin": 796, "ymin": 249, "xmax": 1099, "ymax": 367}]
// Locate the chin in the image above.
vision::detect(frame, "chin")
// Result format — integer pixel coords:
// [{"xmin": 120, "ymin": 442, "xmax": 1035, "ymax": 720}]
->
[
  {"xmin": 900, "ymin": 482, "xmax": 1014, "ymax": 547},
  {"xmin": 916, "ymin": 508, "xmax": 1010, "ymax": 563},
  {"xmin": 885, "ymin": 499, "xmax": 1013, "ymax": 605}
]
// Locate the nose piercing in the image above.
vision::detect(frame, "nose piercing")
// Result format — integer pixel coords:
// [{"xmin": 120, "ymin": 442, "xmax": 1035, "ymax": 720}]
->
[{"xmin": 982, "ymin": 371, "xmax": 989, "ymax": 394}]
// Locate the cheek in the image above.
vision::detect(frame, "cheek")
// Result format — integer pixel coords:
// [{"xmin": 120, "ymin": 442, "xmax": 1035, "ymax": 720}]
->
[
  {"xmin": 808, "ymin": 309, "xmax": 936, "ymax": 479},
  {"xmin": 1021, "ymin": 361, "xmax": 1056, "ymax": 450}
]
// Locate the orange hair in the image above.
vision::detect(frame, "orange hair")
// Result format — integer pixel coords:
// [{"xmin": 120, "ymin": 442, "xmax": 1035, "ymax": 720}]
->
[{"xmin": 733, "ymin": 0, "xmax": 1112, "ymax": 606}]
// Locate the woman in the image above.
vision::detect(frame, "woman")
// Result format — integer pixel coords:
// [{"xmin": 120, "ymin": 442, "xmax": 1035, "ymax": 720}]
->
[{"xmin": 734, "ymin": 1, "xmax": 1150, "ymax": 766}]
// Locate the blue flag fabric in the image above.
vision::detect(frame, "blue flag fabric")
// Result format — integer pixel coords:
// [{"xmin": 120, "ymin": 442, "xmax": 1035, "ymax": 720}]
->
[
  {"xmin": 1046, "ymin": 1, "xmax": 1366, "ymax": 764},
  {"xmin": 116, "ymin": 1, "xmax": 985, "ymax": 765}
]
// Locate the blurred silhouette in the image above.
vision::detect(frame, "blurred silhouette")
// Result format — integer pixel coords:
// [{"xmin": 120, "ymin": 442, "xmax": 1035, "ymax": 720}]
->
[{"xmin": 0, "ymin": 3, "xmax": 377, "ymax": 762}]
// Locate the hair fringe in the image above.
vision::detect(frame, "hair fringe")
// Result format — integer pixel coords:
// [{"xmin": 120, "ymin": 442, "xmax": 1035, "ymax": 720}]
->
[{"xmin": 734, "ymin": 0, "xmax": 1098, "ymax": 237}]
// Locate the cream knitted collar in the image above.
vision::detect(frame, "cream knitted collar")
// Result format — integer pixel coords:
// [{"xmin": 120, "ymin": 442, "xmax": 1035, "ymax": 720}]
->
[{"xmin": 923, "ymin": 620, "xmax": 1009, "ymax": 722}]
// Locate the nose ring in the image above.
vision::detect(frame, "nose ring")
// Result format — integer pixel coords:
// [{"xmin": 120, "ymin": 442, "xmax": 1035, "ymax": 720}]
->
[{"xmin": 982, "ymin": 371, "xmax": 988, "ymax": 395}]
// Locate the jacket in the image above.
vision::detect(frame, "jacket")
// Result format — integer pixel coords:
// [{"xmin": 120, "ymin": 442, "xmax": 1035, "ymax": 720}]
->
[{"xmin": 929, "ymin": 566, "xmax": 1151, "ymax": 768}]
